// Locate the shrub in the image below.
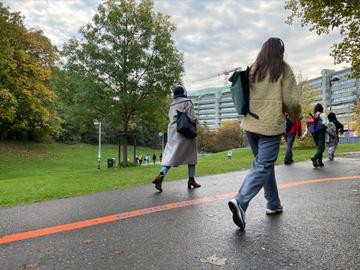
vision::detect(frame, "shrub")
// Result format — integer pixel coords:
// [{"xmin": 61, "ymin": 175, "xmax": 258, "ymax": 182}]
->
[{"xmin": 197, "ymin": 121, "xmax": 244, "ymax": 152}]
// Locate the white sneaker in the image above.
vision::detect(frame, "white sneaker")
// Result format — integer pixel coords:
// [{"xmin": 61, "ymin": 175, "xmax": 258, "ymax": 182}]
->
[
  {"xmin": 228, "ymin": 199, "xmax": 246, "ymax": 229},
  {"xmin": 266, "ymin": 206, "xmax": 283, "ymax": 215}
]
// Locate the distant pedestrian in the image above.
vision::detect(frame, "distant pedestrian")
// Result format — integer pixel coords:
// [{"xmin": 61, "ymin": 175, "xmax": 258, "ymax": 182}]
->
[
  {"xmin": 145, "ymin": 154, "xmax": 150, "ymax": 165},
  {"xmin": 301, "ymin": 103, "xmax": 328, "ymax": 167},
  {"xmin": 159, "ymin": 153, "xmax": 163, "ymax": 162},
  {"xmin": 139, "ymin": 155, "xmax": 143, "ymax": 165},
  {"xmin": 152, "ymin": 86, "xmax": 201, "ymax": 192},
  {"xmin": 326, "ymin": 112, "xmax": 344, "ymax": 160},
  {"xmin": 284, "ymin": 114, "xmax": 302, "ymax": 165},
  {"xmin": 228, "ymin": 38, "xmax": 301, "ymax": 230},
  {"xmin": 228, "ymin": 149, "xmax": 233, "ymax": 160},
  {"xmin": 152, "ymin": 154, "xmax": 156, "ymax": 164}
]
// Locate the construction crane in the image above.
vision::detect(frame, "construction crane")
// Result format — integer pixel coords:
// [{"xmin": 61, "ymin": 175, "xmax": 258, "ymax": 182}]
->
[{"xmin": 192, "ymin": 66, "xmax": 242, "ymax": 85}]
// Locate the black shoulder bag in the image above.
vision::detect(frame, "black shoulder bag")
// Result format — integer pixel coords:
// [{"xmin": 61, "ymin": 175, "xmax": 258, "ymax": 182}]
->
[{"xmin": 175, "ymin": 101, "xmax": 197, "ymax": 139}]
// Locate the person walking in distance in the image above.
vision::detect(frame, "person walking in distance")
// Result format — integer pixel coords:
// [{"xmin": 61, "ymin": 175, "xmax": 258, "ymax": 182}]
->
[
  {"xmin": 152, "ymin": 86, "xmax": 201, "ymax": 192},
  {"xmin": 152, "ymin": 153, "xmax": 157, "ymax": 164},
  {"xmin": 326, "ymin": 112, "xmax": 344, "ymax": 160},
  {"xmin": 301, "ymin": 103, "xmax": 328, "ymax": 167},
  {"xmin": 228, "ymin": 38, "xmax": 301, "ymax": 230},
  {"xmin": 284, "ymin": 113, "xmax": 302, "ymax": 165}
]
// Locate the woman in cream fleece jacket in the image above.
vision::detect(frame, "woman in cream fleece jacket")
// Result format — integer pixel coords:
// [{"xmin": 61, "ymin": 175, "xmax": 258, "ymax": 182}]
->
[{"xmin": 228, "ymin": 38, "xmax": 301, "ymax": 230}]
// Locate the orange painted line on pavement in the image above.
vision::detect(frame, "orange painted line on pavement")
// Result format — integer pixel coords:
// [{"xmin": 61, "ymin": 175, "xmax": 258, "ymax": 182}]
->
[
  {"xmin": 1, "ymin": 175, "xmax": 359, "ymax": 245},
  {"xmin": 277, "ymin": 175, "xmax": 360, "ymax": 189}
]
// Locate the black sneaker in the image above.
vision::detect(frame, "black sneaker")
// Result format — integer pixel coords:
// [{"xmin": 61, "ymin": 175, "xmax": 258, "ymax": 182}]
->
[
  {"xmin": 318, "ymin": 160, "xmax": 324, "ymax": 167},
  {"xmin": 311, "ymin": 157, "xmax": 318, "ymax": 168},
  {"xmin": 284, "ymin": 161, "xmax": 292, "ymax": 165},
  {"xmin": 228, "ymin": 199, "xmax": 246, "ymax": 230}
]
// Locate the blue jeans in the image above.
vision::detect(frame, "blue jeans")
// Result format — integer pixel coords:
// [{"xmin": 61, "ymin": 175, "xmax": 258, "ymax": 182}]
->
[
  {"xmin": 284, "ymin": 134, "xmax": 295, "ymax": 162},
  {"xmin": 235, "ymin": 131, "xmax": 282, "ymax": 212},
  {"xmin": 160, "ymin": 165, "xmax": 195, "ymax": 177}
]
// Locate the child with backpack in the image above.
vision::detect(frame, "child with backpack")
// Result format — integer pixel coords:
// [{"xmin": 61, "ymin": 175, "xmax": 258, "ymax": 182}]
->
[
  {"xmin": 301, "ymin": 103, "xmax": 328, "ymax": 167},
  {"xmin": 326, "ymin": 112, "xmax": 344, "ymax": 160}
]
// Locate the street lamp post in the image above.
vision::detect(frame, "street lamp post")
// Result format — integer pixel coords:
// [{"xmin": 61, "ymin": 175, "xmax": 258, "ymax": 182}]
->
[
  {"xmin": 94, "ymin": 120, "xmax": 101, "ymax": 170},
  {"xmin": 159, "ymin": 132, "xmax": 164, "ymax": 154},
  {"xmin": 329, "ymin": 77, "xmax": 340, "ymax": 111}
]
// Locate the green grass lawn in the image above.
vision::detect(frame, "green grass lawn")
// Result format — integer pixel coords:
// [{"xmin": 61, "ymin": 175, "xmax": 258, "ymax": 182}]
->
[{"xmin": 1, "ymin": 140, "xmax": 359, "ymax": 207}]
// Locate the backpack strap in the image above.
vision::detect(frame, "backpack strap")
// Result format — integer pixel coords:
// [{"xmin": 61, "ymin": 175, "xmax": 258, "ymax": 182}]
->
[{"xmin": 248, "ymin": 112, "xmax": 259, "ymax": 120}]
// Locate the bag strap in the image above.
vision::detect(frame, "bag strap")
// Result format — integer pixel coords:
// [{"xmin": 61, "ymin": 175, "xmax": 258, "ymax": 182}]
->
[{"xmin": 248, "ymin": 112, "xmax": 259, "ymax": 120}]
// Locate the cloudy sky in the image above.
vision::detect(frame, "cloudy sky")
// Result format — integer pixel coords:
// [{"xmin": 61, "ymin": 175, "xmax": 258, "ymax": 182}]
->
[{"xmin": 3, "ymin": 0, "xmax": 344, "ymax": 91}]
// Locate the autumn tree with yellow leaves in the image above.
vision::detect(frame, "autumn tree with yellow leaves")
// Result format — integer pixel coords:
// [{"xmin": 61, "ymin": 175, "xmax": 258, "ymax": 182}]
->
[{"xmin": 0, "ymin": 3, "xmax": 61, "ymax": 140}]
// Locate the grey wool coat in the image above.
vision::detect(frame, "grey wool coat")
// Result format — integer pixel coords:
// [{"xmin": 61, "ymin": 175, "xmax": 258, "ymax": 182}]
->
[{"xmin": 161, "ymin": 97, "xmax": 197, "ymax": 167}]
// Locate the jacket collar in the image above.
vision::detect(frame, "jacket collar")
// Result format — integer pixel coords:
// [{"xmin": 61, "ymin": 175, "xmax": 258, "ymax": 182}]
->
[{"xmin": 171, "ymin": 97, "xmax": 190, "ymax": 105}]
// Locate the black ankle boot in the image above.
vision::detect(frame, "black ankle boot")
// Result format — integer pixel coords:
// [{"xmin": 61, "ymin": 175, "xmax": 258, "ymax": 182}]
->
[
  {"xmin": 311, "ymin": 157, "xmax": 319, "ymax": 168},
  {"xmin": 188, "ymin": 177, "xmax": 201, "ymax": 189},
  {"xmin": 318, "ymin": 159, "xmax": 324, "ymax": 167},
  {"xmin": 152, "ymin": 174, "xmax": 164, "ymax": 192}
]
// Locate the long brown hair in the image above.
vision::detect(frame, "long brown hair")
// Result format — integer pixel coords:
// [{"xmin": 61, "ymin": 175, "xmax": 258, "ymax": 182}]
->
[{"xmin": 252, "ymin": 37, "xmax": 285, "ymax": 83}]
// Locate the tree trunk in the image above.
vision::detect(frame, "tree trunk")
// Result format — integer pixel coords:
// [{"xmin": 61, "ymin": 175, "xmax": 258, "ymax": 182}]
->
[
  {"xmin": 133, "ymin": 135, "xmax": 137, "ymax": 163},
  {"xmin": 118, "ymin": 135, "xmax": 121, "ymax": 167},
  {"xmin": 122, "ymin": 134, "xmax": 128, "ymax": 167}
]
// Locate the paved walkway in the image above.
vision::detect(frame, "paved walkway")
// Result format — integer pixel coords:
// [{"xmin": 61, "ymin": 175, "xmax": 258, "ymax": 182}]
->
[{"xmin": 1, "ymin": 155, "xmax": 360, "ymax": 269}]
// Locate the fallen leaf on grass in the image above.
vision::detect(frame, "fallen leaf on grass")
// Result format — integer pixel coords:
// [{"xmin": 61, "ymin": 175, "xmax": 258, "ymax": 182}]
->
[
  {"xmin": 22, "ymin": 261, "xmax": 40, "ymax": 268},
  {"xmin": 200, "ymin": 255, "xmax": 227, "ymax": 266}
]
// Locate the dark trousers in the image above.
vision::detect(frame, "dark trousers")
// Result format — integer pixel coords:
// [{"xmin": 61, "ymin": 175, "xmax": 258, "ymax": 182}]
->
[
  {"xmin": 312, "ymin": 130, "xmax": 325, "ymax": 161},
  {"xmin": 284, "ymin": 134, "xmax": 295, "ymax": 162}
]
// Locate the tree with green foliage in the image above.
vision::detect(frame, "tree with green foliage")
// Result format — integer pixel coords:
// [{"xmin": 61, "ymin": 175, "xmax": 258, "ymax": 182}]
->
[
  {"xmin": 295, "ymin": 74, "xmax": 315, "ymax": 147},
  {"xmin": 285, "ymin": 0, "xmax": 360, "ymax": 76},
  {"xmin": 51, "ymin": 67, "xmax": 104, "ymax": 143},
  {"xmin": 352, "ymin": 100, "xmax": 360, "ymax": 136},
  {"xmin": 61, "ymin": 0, "xmax": 183, "ymax": 166},
  {"xmin": 0, "ymin": 3, "xmax": 61, "ymax": 141}
]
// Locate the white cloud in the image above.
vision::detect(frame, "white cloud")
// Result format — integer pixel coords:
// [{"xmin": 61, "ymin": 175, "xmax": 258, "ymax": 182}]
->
[
  {"xmin": 3, "ymin": 0, "xmax": 344, "ymax": 91},
  {"xmin": 3, "ymin": 0, "xmax": 98, "ymax": 46}
]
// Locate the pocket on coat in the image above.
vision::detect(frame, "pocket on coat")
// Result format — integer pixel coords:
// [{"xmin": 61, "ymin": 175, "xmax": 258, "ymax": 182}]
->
[{"xmin": 250, "ymin": 100, "xmax": 284, "ymax": 127}]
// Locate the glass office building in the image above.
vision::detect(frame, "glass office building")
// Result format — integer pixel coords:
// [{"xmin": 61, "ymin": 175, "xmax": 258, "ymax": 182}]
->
[
  {"xmin": 307, "ymin": 68, "xmax": 359, "ymax": 132},
  {"xmin": 189, "ymin": 67, "xmax": 359, "ymax": 131},
  {"xmin": 189, "ymin": 86, "xmax": 240, "ymax": 129}
]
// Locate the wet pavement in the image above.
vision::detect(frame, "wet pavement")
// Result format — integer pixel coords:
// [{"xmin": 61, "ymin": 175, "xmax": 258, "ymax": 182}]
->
[{"xmin": 1, "ymin": 155, "xmax": 359, "ymax": 270}]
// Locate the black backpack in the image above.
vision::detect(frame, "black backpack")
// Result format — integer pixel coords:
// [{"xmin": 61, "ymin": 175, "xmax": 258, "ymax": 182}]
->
[{"xmin": 228, "ymin": 67, "xmax": 259, "ymax": 119}]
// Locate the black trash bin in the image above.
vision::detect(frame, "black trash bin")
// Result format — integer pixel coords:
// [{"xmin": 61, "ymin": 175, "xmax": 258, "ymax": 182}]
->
[{"xmin": 107, "ymin": 158, "xmax": 115, "ymax": 168}]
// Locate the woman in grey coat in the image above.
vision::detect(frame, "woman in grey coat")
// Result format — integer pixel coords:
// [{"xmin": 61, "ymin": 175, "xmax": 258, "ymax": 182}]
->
[{"xmin": 152, "ymin": 86, "xmax": 201, "ymax": 192}]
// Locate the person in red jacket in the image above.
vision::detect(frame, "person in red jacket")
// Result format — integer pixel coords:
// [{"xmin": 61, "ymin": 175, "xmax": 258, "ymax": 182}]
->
[{"xmin": 284, "ymin": 114, "xmax": 302, "ymax": 165}]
